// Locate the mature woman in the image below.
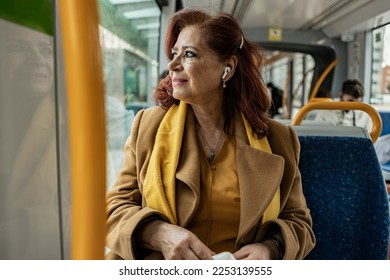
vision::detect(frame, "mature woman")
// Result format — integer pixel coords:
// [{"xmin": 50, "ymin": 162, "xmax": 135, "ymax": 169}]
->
[{"xmin": 106, "ymin": 8, "xmax": 315, "ymax": 260}]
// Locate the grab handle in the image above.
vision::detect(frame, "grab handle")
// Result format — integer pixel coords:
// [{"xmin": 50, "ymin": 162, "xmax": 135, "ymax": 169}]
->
[{"xmin": 291, "ymin": 101, "xmax": 382, "ymax": 142}]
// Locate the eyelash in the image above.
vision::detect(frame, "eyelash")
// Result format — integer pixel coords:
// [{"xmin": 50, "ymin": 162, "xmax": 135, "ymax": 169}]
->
[{"xmin": 171, "ymin": 51, "xmax": 196, "ymax": 59}]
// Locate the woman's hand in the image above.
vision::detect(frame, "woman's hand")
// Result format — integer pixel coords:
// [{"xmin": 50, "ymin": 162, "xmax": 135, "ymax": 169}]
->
[
  {"xmin": 137, "ymin": 220, "xmax": 215, "ymax": 260},
  {"xmin": 233, "ymin": 241, "xmax": 280, "ymax": 260}
]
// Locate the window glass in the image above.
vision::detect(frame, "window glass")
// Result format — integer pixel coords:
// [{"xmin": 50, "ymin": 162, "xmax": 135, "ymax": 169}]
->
[
  {"xmin": 305, "ymin": 55, "xmax": 315, "ymax": 101},
  {"xmin": 98, "ymin": 0, "xmax": 161, "ymax": 188},
  {"xmin": 0, "ymin": 1, "xmax": 63, "ymax": 259},
  {"xmin": 371, "ymin": 24, "xmax": 390, "ymax": 106}
]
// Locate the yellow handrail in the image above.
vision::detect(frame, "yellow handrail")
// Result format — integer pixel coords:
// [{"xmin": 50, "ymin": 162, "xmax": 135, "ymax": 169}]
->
[
  {"xmin": 291, "ymin": 101, "xmax": 382, "ymax": 142},
  {"xmin": 59, "ymin": 0, "xmax": 106, "ymax": 259},
  {"xmin": 308, "ymin": 57, "xmax": 339, "ymax": 102},
  {"xmin": 309, "ymin": 97, "xmax": 333, "ymax": 102},
  {"xmin": 281, "ymin": 63, "xmax": 291, "ymax": 119}
]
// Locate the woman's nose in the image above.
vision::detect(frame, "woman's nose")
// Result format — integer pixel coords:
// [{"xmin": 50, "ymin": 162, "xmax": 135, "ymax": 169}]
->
[{"xmin": 167, "ymin": 55, "xmax": 182, "ymax": 72}]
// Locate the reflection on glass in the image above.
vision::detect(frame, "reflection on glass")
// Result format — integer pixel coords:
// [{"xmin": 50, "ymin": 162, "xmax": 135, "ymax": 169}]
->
[{"xmin": 0, "ymin": 19, "xmax": 66, "ymax": 259}]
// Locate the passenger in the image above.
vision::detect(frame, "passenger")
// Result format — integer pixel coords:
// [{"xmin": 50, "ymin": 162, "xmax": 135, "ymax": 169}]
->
[
  {"xmin": 105, "ymin": 8, "xmax": 315, "ymax": 260},
  {"xmin": 374, "ymin": 133, "xmax": 390, "ymax": 165},
  {"xmin": 267, "ymin": 82, "xmax": 283, "ymax": 118},
  {"xmin": 314, "ymin": 79, "xmax": 373, "ymax": 131}
]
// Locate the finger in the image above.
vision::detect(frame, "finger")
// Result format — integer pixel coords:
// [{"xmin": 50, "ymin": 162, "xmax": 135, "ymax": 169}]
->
[
  {"xmin": 183, "ymin": 249, "xmax": 201, "ymax": 260},
  {"xmin": 189, "ymin": 241, "xmax": 214, "ymax": 260},
  {"xmin": 233, "ymin": 249, "xmax": 250, "ymax": 260}
]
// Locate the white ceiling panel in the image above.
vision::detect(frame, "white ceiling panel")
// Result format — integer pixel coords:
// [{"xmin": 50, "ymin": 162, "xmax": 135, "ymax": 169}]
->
[{"xmin": 179, "ymin": 0, "xmax": 390, "ymax": 37}]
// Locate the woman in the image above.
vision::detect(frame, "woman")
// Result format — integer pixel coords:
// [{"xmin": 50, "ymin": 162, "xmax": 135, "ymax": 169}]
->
[{"xmin": 106, "ymin": 8, "xmax": 315, "ymax": 260}]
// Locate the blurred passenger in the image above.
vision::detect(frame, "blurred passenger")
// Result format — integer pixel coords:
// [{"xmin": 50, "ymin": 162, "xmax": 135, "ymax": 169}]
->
[
  {"xmin": 105, "ymin": 8, "xmax": 315, "ymax": 260},
  {"xmin": 314, "ymin": 79, "xmax": 373, "ymax": 131},
  {"xmin": 267, "ymin": 82, "xmax": 283, "ymax": 118}
]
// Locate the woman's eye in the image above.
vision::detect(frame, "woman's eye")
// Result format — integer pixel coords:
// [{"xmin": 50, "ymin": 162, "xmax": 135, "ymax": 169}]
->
[
  {"xmin": 185, "ymin": 51, "xmax": 195, "ymax": 58},
  {"xmin": 170, "ymin": 50, "xmax": 196, "ymax": 60}
]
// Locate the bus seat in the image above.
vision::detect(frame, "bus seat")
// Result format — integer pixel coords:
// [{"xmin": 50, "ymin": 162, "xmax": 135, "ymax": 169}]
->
[
  {"xmin": 379, "ymin": 111, "xmax": 390, "ymax": 136},
  {"xmin": 292, "ymin": 124, "xmax": 370, "ymax": 138},
  {"xmin": 382, "ymin": 162, "xmax": 390, "ymax": 181},
  {"xmin": 297, "ymin": 135, "xmax": 390, "ymax": 259},
  {"xmin": 374, "ymin": 132, "xmax": 390, "ymax": 182}
]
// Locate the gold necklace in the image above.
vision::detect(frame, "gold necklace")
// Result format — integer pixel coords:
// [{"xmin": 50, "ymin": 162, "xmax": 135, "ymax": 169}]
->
[{"xmin": 199, "ymin": 128, "xmax": 224, "ymax": 162}]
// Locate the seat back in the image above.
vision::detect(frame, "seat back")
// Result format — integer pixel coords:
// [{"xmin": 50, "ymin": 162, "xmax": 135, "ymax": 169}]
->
[
  {"xmin": 298, "ymin": 135, "xmax": 390, "ymax": 259},
  {"xmin": 379, "ymin": 111, "xmax": 390, "ymax": 136}
]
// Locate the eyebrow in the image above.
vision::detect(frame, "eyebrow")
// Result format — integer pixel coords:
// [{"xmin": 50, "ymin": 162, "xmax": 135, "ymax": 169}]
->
[{"xmin": 171, "ymin": 45, "xmax": 200, "ymax": 52}]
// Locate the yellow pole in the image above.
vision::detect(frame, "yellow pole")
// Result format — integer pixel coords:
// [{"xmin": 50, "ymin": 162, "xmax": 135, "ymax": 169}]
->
[
  {"xmin": 59, "ymin": 0, "xmax": 106, "ymax": 259},
  {"xmin": 308, "ymin": 57, "xmax": 339, "ymax": 102}
]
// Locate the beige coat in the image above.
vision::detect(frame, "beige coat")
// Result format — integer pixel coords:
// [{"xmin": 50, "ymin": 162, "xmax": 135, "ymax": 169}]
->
[{"xmin": 106, "ymin": 106, "xmax": 315, "ymax": 260}]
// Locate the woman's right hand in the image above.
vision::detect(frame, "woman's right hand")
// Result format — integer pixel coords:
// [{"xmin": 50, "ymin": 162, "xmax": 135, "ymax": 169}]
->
[{"xmin": 137, "ymin": 220, "xmax": 214, "ymax": 260}]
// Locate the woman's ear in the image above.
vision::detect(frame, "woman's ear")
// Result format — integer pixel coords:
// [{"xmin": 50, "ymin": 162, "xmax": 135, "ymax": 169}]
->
[{"xmin": 224, "ymin": 55, "xmax": 238, "ymax": 81}]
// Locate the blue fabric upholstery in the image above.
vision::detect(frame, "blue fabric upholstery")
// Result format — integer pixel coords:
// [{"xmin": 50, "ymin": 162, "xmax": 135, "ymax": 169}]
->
[
  {"xmin": 298, "ymin": 136, "xmax": 390, "ymax": 259},
  {"xmin": 379, "ymin": 111, "xmax": 390, "ymax": 136},
  {"xmin": 383, "ymin": 161, "xmax": 390, "ymax": 173}
]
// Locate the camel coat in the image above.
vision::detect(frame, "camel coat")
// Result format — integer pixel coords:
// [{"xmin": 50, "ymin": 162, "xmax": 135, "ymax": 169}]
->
[{"xmin": 105, "ymin": 106, "xmax": 315, "ymax": 260}]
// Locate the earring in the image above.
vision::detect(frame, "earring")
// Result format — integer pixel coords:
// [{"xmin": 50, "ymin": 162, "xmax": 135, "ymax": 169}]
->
[{"xmin": 223, "ymin": 80, "xmax": 226, "ymax": 88}]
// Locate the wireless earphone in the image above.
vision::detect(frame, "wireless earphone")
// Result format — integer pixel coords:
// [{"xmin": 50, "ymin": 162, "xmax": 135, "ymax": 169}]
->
[{"xmin": 222, "ymin": 66, "xmax": 231, "ymax": 79}]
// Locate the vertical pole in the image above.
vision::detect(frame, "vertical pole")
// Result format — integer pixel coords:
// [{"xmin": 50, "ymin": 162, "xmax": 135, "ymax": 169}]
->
[{"xmin": 59, "ymin": 0, "xmax": 106, "ymax": 259}]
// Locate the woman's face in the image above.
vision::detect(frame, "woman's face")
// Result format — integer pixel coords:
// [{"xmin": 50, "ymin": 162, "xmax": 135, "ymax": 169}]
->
[{"xmin": 167, "ymin": 26, "xmax": 226, "ymax": 107}]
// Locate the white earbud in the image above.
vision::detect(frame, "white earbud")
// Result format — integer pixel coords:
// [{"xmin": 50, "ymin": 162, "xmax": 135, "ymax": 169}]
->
[{"xmin": 222, "ymin": 66, "xmax": 231, "ymax": 79}]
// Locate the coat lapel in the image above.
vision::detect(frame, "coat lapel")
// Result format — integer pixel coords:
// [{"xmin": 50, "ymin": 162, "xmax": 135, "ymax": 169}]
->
[
  {"xmin": 175, "ymin": 108, "xmax": 201, "ymax": 226},
  {"xmin": 234, "ymin": 115, "xmax": 285, "ymax": 243}
]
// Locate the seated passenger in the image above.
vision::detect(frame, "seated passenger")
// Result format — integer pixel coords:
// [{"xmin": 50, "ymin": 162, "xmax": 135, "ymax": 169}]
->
[
  {"xmin": 267, "ymin": 82, "xmax": 283, "ymax": 118},
  {"xmin": 314, "ymin": 79, "xmax": 373, "ymax": 131},
  {"xmin": 105, "ymin": 8, "xmax": 315, "ymax": 260}
]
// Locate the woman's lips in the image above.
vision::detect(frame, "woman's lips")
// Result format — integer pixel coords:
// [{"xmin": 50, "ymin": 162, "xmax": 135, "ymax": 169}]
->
[{"xmin": 172, "ymin": 77, "xmax": 188, "ymax": 86}]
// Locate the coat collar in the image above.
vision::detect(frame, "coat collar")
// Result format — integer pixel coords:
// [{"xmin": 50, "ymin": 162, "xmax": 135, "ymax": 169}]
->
[
  {"xmin": 233, "ymin": 114, "xmax": 285, "ymax": 242},
  {"xmin": 174, "ymin": 110, "xmax": 285, "ymax": 242}
]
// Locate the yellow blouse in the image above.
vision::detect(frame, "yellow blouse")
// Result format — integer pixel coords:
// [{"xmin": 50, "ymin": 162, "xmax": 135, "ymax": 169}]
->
[{"xmin": 186, "ymin": 137, "xmax": 240, "ymax": 254}]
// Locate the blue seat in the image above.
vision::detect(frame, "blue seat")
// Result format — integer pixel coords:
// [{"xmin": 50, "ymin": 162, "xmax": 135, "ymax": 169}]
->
[
  {"xmin": 377, "ymin": 111, "xmax": 390, "ymax": 181},
  {"xmin": 379, "ymin": 111, "xmax": 390, "ymax": 136},
  {"xmin": 383, "ymin": 162, "xmax": 390, "ymax": 173},
  {"xmin": 298, "ymin": 135, "xmax": 390, "ymax": 259}
]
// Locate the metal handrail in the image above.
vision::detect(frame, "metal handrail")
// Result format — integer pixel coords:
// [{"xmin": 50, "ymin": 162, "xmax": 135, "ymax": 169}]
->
[
  {"xmin": 308, "ymin": 57, "xmax": 339, "ymax": 102},
  {"xmin": 291, "ymin": 101, "xmax": 382, "ymax": 142}
]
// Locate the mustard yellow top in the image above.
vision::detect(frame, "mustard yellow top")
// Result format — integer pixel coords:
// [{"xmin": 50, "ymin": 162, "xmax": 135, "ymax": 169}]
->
[{"xmin": 186, "ymin": 137, "xmax": 240, "ymax": 253}]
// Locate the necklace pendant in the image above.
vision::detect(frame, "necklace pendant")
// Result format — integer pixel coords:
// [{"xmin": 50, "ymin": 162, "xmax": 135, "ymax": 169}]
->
[{"xmin": 208, "ymin": 150, "xmax": 215, "ymax": 162}]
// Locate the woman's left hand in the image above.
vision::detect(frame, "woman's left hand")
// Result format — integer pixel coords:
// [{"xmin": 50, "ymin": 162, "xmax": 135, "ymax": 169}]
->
[{"xmin": 233, "ymin": 242, "xmax": 278, "ymax": 260}]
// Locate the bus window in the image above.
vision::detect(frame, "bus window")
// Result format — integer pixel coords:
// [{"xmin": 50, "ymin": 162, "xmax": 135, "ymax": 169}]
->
[
  {"xmin": 371, "ymin": 24, "xmax": 390, "ymax": 106},
  {"xmin": 97, "ymin": 0, "xmax": 161, "ymax": 188}
]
